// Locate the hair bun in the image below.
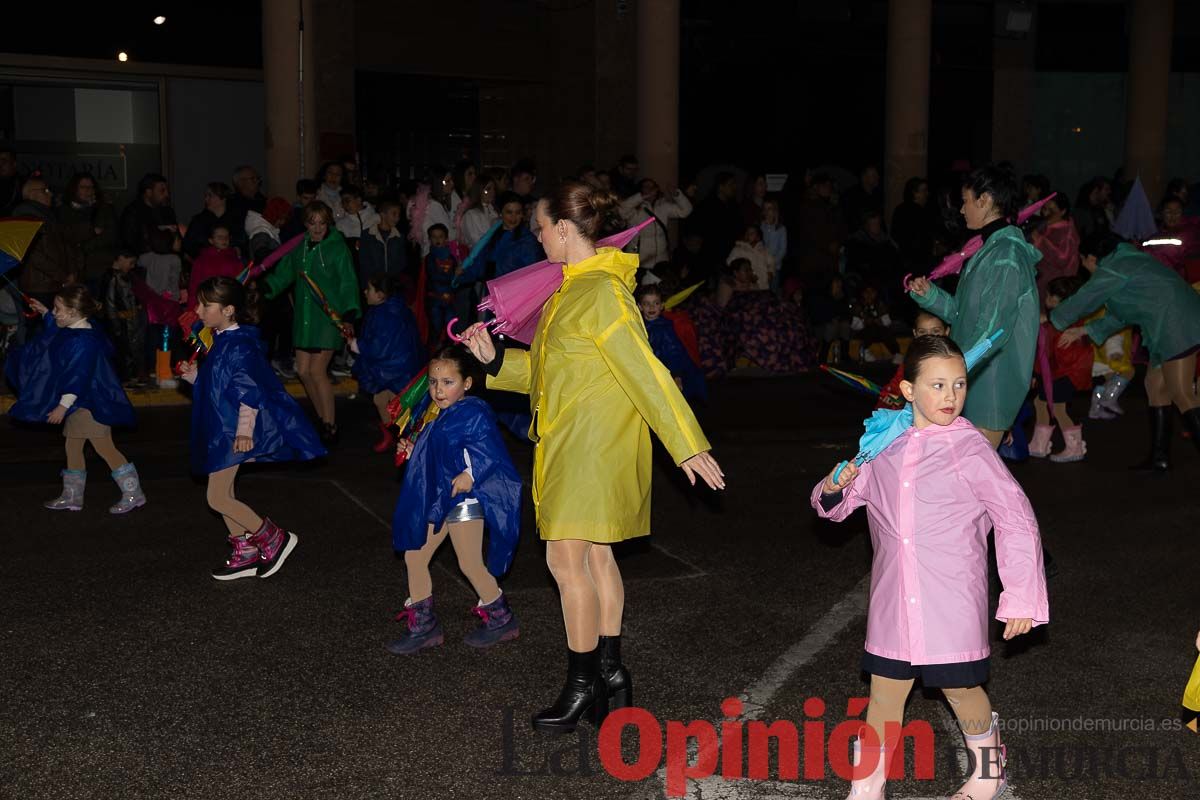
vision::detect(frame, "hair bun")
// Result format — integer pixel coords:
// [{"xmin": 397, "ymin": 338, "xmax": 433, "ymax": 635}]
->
[{"xmin": 587, "ymin": 188, "xmax": 619, "ymax": 216}]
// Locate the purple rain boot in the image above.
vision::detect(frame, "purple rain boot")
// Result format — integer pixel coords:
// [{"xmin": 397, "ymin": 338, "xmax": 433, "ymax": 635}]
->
[
  {"xmin": 463, "ymin": 591, "xmax": 520, "ymax": 649},
  {"xmin": 386, "ymin": 596, "xmax": 444, "ymax": 655},
  {"xmin": 44, "ymin": 469, "xmax": 86, "ymax": 511},
  {"xmin": 248, "ymin": 517, "xmax": 298, "ymax": 578},
  {"xmin": 108, "ymin": 463, "xmax": 147, "ymax": 514}
]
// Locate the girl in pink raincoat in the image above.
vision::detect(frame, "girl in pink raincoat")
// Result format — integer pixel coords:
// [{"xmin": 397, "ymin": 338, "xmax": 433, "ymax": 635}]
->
[{"xmin": 811, "ymin": 334, "xmax": 1049, "ymax": 800}]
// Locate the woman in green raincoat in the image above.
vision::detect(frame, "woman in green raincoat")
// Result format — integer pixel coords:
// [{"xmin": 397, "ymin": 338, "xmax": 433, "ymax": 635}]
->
[
  {"xmin": 462, "ymin": 182, "xmax": 723, "ymax": 735},
  {"xmin": 1050, "ymin": 232, "xmax": 1200, "ymax": 470},
  {"xmin": 263, "ymin": 201, "xmax": 361, "ymax": 444},
  {"xmin": 908, "ymin": 166, "xmax": 1041, "ymax": 446}
]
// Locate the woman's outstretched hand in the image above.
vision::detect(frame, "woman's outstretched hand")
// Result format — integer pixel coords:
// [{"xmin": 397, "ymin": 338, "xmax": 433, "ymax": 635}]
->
[
  {"xmin": 681, "ymin": 451, "xmax": 725, "ymax": 490},
  {"xmin": 461, "ymin": 322, "xmax": 496, "ymax": 364},
  {"xmin": 908, "ymin": 277, "xmax": 932, "ymax": 297}
]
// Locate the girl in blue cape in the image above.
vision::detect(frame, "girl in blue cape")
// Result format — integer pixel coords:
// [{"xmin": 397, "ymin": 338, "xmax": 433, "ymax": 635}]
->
[
  {"xmin": 634, "ymin": 284, "xmax": 707, "ymax": 403},
  {"xmin": 388, "ymin": 345, "xmax": 523, "ymax": 655},
  {"xmin": 349, "ymin": 272, "xmax": 425, "ymax": 454},
  {"xmin": 179, "ymin": 277, "xmax": 325, "ymax": 581},
  {"xmin": 7, "ymin": 285, "xmax": 144, "ymax": 514}
]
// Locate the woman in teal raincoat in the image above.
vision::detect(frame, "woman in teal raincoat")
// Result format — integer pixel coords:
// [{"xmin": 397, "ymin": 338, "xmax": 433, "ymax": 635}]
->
[
  {"xmin": 263, "ymin": 201, "xmax": 361, "ymax": 444},
  {"xmin": 908, "ymin": 166, "xmax": 1041, "ymax": 445},
  {"xmin": 1050, "ymin": 232, "xmax": 1200, "ymax": 470}
]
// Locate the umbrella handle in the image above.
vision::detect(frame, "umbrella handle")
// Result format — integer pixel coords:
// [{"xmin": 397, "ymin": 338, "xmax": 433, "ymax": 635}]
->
[
  {"xmin": 901, "ymin": 273, "xmax": 913, "ymax": 292},
  {"xmin": 446, "ymin": 317, "xmax": 496, "ymax": 343},
  {"xmin": 832, "ymin": 460, "xmax": 849, "ymax": 484}
]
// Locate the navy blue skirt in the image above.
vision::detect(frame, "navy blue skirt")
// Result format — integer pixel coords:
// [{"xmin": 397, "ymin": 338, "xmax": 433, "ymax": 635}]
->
[{"xmin": 861, "ymin": 652, "xmax": 990, "ymax": 688}]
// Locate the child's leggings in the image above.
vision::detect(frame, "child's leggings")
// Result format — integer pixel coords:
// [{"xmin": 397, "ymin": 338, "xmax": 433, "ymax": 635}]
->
[
  {"xmin": 864, "ymin": 674, "xmax": 994, "ymax": 747},
  {"xmin": 405, "ymin": 520, "xmax": 499, "ymax": 604},
  {"xmin": 206, "ymin": 465, "xmax": 264, "ymax": 537},
  {"xmin": 66, "ymin": 435, "xmax": 127, "ymax": 472}
]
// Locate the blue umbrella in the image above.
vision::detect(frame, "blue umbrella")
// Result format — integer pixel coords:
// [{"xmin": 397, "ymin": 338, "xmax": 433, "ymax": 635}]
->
[{"xmin": 833, "ymin": 330, "xmax": 1005, "ymax": 481}]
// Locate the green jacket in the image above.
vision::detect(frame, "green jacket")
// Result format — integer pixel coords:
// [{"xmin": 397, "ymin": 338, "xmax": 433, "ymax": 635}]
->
[
  {"xmin": 264, "ymin": 229, "xmax": 362, "ymax": 351},
  {"xmin": 912, "ymin": 225, "xmax": 1041, "ymax": 431},
  {"xmin": 1050, "ymin": 242, "xmax": 1200, "ymax": 366}
]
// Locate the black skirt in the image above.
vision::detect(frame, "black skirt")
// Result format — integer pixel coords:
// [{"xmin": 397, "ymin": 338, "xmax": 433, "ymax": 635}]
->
[{"xmin": 861, "ymin": 651, "xmax": 990, "ymax": 688}]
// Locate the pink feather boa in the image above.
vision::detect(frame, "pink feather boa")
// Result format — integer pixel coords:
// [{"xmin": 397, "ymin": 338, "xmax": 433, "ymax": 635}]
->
[{"xmin": 407, "ymin": 184, "xmax": 431, "ymax": 246}]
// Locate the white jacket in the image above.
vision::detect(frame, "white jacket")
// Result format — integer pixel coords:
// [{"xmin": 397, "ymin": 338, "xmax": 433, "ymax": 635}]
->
[
  {"xmin": 726, "ymin": 241, "xmax": 776, "ymax": 290},
  {"xmin": 336, "ymin": 202, "xmax": 381, "ymax": 240},
  {"xmin": 460, "ymin": 205, "xmax": 499, "ymax": 250},
  {"xmin": 620, "ymin": 191, "xmax": 693, "ymax": 267}
]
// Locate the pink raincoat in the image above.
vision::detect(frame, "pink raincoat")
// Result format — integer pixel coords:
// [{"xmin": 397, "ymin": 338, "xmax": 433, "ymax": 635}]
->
[{"xmin": 810, "ymin": 416, "xmax": 1049, "ymax": 665}]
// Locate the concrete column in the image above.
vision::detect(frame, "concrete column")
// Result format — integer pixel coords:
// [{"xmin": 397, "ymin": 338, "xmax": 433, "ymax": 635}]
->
[
  {"xmin": 1124, "ymin": 0, "xmax": 1174, "ymax": 203},
  {"xmin": 991, "ymin": 18, "xmax": 1037, "ymax": 169},
  {"xmin": 262, "ymin": 0, "xmax": 317, "ymax": 197},
  {"xmin": 884, "ymin": 0, "xmax": 932, "ymax": 223},
  {"xmin": 637, "ymin": 0, "xmax": 680, "ymax": 189}
]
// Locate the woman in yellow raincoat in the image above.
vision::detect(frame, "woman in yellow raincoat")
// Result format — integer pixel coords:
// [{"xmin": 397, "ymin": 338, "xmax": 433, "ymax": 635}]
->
[{"xmin": 463, "ymin": 182, "xmax": 724, "ymax": 734}]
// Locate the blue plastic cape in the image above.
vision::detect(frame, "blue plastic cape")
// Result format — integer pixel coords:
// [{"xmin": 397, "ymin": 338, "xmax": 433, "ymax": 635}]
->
[
  {"xmin": 834, "ymin": 330, "xmax": 1003, "ymax": 481},
  {"xmin": 351, "ymin": 297, "xmax": 425, "ymax": 395},
  {"xmin": 644, "ymin": 316, "xmax": 707, "ymax": 402},
  {"xmin": 6, "ymin": 313, "xmax": 135, "ymax": 427},
  {"xmin": 190, "ymin": 325, "xmax": 326, "ymax": 474},
  {"xmin": 392, "ymin": 396, "xmax": 523, "ymax": 577}
]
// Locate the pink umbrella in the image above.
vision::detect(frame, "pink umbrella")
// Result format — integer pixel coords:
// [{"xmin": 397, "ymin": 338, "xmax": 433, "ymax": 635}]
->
[
  {"xmin": 904, "ymin": 193, "xmax": 1058, "ymax": 288},
  {"xmin": 447, "ymin": 218, "xmax": 655, "ymax": 345},
  {"xmin": 130, "ymin": 273, "xmax": 183, "ymax": 326},
  {"xmin": 242, "ymin": 232, "xmax": 304, "ymax": 283}
]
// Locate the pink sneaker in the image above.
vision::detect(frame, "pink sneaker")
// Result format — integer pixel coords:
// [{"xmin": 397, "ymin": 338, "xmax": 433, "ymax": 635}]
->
[
  {"xmin": 1050, "ymin": 425, "xmax": 1086, "ymax": 463},
  {"xmin": 249, "ymin": 518, "xmax": 298, "ymax": 579},
  {"xmin": 212, "ymin": 534, "xmax": 259, "ymax": 581}
]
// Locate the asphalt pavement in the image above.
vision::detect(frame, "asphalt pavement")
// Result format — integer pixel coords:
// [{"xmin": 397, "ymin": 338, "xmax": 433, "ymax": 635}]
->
[{"xmin": 1, "ymin": 374, "xmax": 1198, "ymax": 800}]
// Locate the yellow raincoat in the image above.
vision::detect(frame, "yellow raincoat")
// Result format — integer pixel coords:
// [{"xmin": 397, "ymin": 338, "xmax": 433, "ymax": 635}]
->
[{"xmin": 489, "ymin": 248, "xmax": 711, "ymax": 543}]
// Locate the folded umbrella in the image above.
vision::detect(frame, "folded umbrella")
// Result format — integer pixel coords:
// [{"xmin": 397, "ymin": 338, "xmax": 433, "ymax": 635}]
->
[
  {"xmin": 833, "ymin": 330, "xmax": 1004, "ymax": 481},
  {"xmin": 447, "ymin": 218, "xmax": 655, "ymax": 345},
  {"xmin": 820, "ymin": 364, "xmax": 883, "ymax": 397},
  {"xmin": 905, "ymin": 193, "xmax": 1058, "ymax": 287}
]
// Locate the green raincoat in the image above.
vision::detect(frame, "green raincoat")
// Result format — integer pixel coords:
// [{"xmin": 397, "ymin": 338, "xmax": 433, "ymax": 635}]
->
[
  {"xmin": 912, "ymin": 225, "xmax": 1041, "ymax": 431},
  {"xmin": 1050, "ymin": 242, "xmax": 1200, "ymax": 365},
  {"xmin": 263, "ymin": 229, "xmax": 361, "ymax": 351}
]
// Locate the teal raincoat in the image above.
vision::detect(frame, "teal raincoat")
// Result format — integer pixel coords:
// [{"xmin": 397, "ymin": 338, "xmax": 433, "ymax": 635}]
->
[
  {"xmin": 1050, "ymin": 242, "xmax": 1200, "ymax": 365},
  {"xmin": 912, "ymin": 225, "xmax": 1041, "ymax": 431}
]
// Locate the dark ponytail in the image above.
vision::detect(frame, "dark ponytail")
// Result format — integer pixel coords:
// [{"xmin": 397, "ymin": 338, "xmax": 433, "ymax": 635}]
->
[
  {"xmin": 196, "ymin": 276, "xmax": 253, "ymax": 325},
  {"xmin": 902, "ymin": 334, "xmax": 965, "ymax": 382},
  {"xmin": 964, "ymin": 164, "xmax": 1021, "ymax": 220}
]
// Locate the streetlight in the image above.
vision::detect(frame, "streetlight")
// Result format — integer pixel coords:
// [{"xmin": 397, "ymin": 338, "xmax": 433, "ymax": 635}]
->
[
  {"xmin": 117, "ymin": 51, "xmax": 129, "ymax": 62},
  {"xmin": 153, "ymin": 16, "xmax": 166, "ymax": 25}
]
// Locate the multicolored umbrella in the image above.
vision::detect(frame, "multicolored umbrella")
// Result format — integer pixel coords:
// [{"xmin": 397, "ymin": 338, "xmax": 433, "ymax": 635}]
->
[
  {"xmin": 447, "ymin": 218, "xmax": 656, "ymax": 345},
  {"xmin": 299, "ymin": 270, "xmax": 351, "ymax": 339},
  {"xmin": 0, "ymin": 218, "xmax": 46, "ymax": 317},
  {"xmin": 385, "ymin": 367, "xmax": 440, "ymax": 467},
  {"xmin": 820, "ymin": 365, "xmax": 883, "ymax": 397},
  {"xmin": 832, "ymin": 330, "xmax": 1004, "ymax": 482}
]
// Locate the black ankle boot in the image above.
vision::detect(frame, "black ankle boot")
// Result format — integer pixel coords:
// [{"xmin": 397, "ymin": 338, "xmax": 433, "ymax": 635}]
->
[
  {"xmin": 1131, "ymin": 406, "xmax": 1171, "ymax": 472},
  {"xmin": 599, "ymin": 635, "xmax": 633, "ymax": 710},
  {"xmin": 1182, "ymin": 408, "xmax": 1200, "ymax": 454},
  {"xmin": 531, "ymin": 646, "xmax": 608, "ymax": 734}
]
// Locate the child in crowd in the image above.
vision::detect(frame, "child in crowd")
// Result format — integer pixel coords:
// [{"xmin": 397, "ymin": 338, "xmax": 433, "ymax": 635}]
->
[
  {"xmin": 389, "ymin": 345, "xmax": 523, "ymax": 654},
  {"xmin": 635, "ymin": 284, "xmax": 706, "ymax": 403},
  {"xmin": 424, "ymin": 224, "xmax": 458, "ymax": 343},
  {"xmin": 336, "ymin": 186, "xmax": 380, "ymax": 251},
  {"xmin": 187, "ymin": 224, "xmax": 244, "ymax": 306},
  {"xmin": 851, "ymin": 283, "xmax": 900, "ymax": 364},
  {"xmin": 813, "ymin": 335, "xmax": 1048, "ymax": 800},
  {"xmin": 1029, "ymin": 276, "xmax": 1093, "ymax": 462},
  {"xmin": 179, "ymin": 277, "xmax": 324, "ymax": 580},
  {"xmin": 7, "ymin": 286, "xmax": 144, "ymax": 514},
  {"xmin": 726, "ymin": 225, "xmax": 775, "ymax": 290},
  {"xmin": 140, "ymin": 227, "xmax": 183, "ymax": 359},
  {"xmin": 99, "ymin": 250, "xmax": 147, "ymax": 387},
  {"xmin": 350, "ymin": 273, "xmax": 426, "ymax": 453},
  {"xmin": 760, "ymin": 199, "xmax": 787, "ymax": 289},
  {"xmin": 876, "ymin": 310, "xmax": 949, "ymax": 409}
]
